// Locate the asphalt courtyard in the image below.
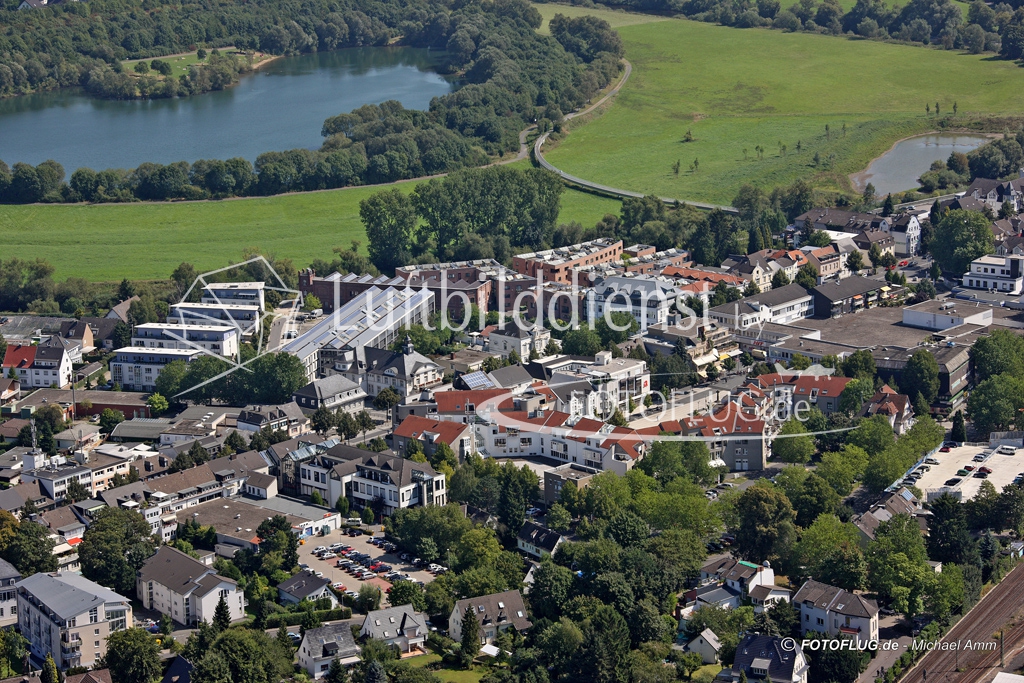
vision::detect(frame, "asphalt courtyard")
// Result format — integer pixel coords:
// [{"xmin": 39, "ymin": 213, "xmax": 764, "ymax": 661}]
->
[
  {"xmin": 297, "ymin": 526, "xmax": 438, "ymax": 600},
  {"xmin": 908, "ymin": 444, "xmax": 1024, "ymax": 500}
]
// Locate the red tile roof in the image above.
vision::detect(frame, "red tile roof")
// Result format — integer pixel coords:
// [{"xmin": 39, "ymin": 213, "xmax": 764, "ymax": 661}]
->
[
  {"xmin": 393, "ymin": 416, "xmax": 470, "ymax": 445},
  {"xmin": 434, "ymin": 390, "xmax": 509, "ymax": 414},
  {"xmin": 662, "ymin": 267, "xmax": 746, "ymax": 286},
  {"xmin": 2, "ymin": 345, "xmax": 35, "ymax": 369}
]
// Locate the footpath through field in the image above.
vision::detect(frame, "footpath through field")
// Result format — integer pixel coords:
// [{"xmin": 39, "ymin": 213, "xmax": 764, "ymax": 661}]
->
[{"xmin": 533, "ymin": 59, "xmax": 738, "ymax": 214}]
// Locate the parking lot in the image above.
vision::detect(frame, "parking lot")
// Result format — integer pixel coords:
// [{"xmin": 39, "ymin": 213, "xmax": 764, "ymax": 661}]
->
[
  {"xmin": 297, "ymin": 527, "xmax": 439, "ymax": 601},
  {"xmin": 906, "ymin": 443, "xmax": 1024, "ymax": 500}
]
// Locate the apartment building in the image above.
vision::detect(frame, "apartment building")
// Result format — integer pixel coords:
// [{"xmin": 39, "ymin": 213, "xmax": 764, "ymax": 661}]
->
[
  {"xmin": 448, "ymin": 590, "xmax": 532, "ymax": 645},
  {"xmin": 132, "ymin": 323, "xmax": 239, "ymax": 357},
  {"xmin": 201, "ymin": 281, "xmax": 266, "ymax": 312},
  {"xmin": 110, "ymin": 347, "xmax": 201, "ymax": 392},
  {"xmin": 513, "ymin": 239, "xmax": 623, "ymax": 284},
  {"xmin": 0, "ymin": 559, "xmax": 20, "ymax": 627},
  {"xmin": 709, "ymin": 284, "xmax": 814, "ymax": 329},
  {"xmin": 167, "ymin": 302, "xmax": 261, "ymax": 337},
  {"xmin": 18, "ymin": 572, "xmax": 132, "ymax": 670},
  {"xmin": 136, "ymin": 546, "xmax": 245, "ymax": 626},
  {"xmin": 587, "ymin": 274, "xmax": 679, "ymax": 330},
  {"xmin": 487, "ymin": 324, "xmax": 552, "ymax": 359},
  {"xmin": 1, "ymin": 343, "xmax": 72, "ymax": 389},
  {"xmin": 329, "ymin": 453, "xmax": 446, "ymax": 517}
]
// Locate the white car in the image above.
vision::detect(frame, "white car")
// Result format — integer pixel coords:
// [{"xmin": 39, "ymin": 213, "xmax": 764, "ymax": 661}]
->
[{"xmin": 313, "ymin": 546, "xmax": 327, "ymax": 554}]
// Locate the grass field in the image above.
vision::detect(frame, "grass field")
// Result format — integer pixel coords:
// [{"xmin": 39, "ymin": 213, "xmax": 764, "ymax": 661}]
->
[
  {"xmin": 543, "ymin": 18, "xmax": 1024, "ymax": 205},
  {"xmin": 124, "ymin": 51, "xmax": 207, "ymax": 79},
  {"xmin": 536, "ymin": 2, "xmax": 671, "ymax": 32},
  {"xmin": 0, "ymin": 178, "xmax": 618, "ymax": 282},
  {"xmin": 406, "ymin": 654, "xmax": 487, "ymax": 683}
]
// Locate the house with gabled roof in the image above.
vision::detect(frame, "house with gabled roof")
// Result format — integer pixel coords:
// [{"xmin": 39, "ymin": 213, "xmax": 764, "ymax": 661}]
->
[
  {"xmin": 328, "ymin": 453, "xmax": 446, "ymax": 517},
  {"xmin": 278, "ymin": 570, "xmax": 337, "ymax": 608},
  {"xmin": 449, "ymin": 590, "xmax": 532, "ymax": 645},
  {"xmin": 718, "ymin": 634, "xmax": 809, "ymax": 683},
  {"xmin": 299, "ymin": 623, "xmax": 361, "ymax": 678},
  {"xmin": 393, "ymin": 415, "xmax": 473, "ymax": 461},
  {"xmin": 2, "ymin": 341, "xmax": 72, "ymax": 389},
  {"xmin": 364, "ymin": 337, "xmax": 442, "ymax": 399},
  {"xmin": 137, "ymin": 546, "xmax": 245, "ymax": 626},
  {"xmin": 686, "ymin": 628, "xmax": 723, "ymax": 664},
  {"xmin": 793, "ymin": 579, "xmax": 878, "ymax": 640},
  {"xmin": 361, "ymin": 605, "xmax": 428, "ymax": 653},
  {"xmin": 516, "ymin": 521, "xmax": 565, "ymax": 559}
]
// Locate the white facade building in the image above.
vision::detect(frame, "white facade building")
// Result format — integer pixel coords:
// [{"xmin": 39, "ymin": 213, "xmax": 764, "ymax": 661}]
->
[
  {"xmin": 132, "ymin": 323, "xmax": 239, "ymax": 357},
  {"xmin": 201, "ymin": 281, "xmax": 266, "ymax": 312},
  {"xmin": 961, "ymin": 254, "xmax": 1024, "ymax": 295},
  {"xmin": 167, "ymin": 302, "xmax": 262, "ymax": 337},
  {"xmin": 136, "ymin": 546, "xmax": 245, "ymax": 626},
  {"xmin": 110, "ymin": 347, "xmax": 202, "ymax": 392}
]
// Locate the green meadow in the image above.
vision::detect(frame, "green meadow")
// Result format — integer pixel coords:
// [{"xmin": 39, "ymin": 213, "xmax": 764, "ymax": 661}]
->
[
  {"xmin": 543, "ymin": 17, "xmax": 1024, "ymax": 205},
  {"xmin": 0, "ymin": 180, "xmax": 619, "ymax": 282}
]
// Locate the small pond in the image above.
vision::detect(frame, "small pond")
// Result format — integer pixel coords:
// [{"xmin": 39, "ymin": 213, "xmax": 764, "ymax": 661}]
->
[{"xmin": 852, "ymin": 134, "xmax": 992, "ymax": 195}]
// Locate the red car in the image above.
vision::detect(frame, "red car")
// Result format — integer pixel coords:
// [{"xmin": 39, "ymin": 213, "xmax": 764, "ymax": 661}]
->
[
  {"xmin": 979, "ymin": 466, "xmax": 993, "ymax": 474},
  {"xmin": 940, "ymin": 446, "xmax": 951, "ymax": 452},
  {"xmin": 964, "ymin": 465, "xmax": 976, "ymax": 471},
  {"xmin": 899, "ymin": 260, "xmax": 909, "ymax": 267}
]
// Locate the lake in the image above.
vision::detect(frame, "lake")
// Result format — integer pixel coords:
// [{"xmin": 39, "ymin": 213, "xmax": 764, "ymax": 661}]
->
[
  {"xmin": 852, "ymin": 133, "xmax": 991, "ymax": 196},
  {"xmin": 0, "ymin": 47, "xmax": 455, "ymax": 173}
]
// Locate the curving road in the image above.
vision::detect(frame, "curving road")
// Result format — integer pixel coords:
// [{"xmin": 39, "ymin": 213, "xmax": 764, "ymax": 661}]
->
[{"xmin": 533, "ymin": 59, "xmax": 738, "ymax": 213}]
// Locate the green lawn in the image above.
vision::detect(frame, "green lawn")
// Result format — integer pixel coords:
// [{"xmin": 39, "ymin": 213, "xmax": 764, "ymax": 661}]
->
[
  {"xmin": 543, "ymin": 18, "xmax": 1024, "ymax": 205},
  {"xmin": 124, "ymin": 51, "xmax": 207, "ymax": 79},
  {"xmin": 0, "ymin": 180, "xmax": 617, "ymax": 282},
  {"xmin": 405, "ymin": 654, "xmax": 488, "ymax": 683},
  {"xmin": 536, "ymin": 2, "xmax": 671, "ymax": 32}
]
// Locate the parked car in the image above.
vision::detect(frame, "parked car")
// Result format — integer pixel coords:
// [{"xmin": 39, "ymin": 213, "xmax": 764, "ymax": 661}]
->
[
  {"xmin": 956, "ymin": 469, "xmax": 970, "ymax": 476},
  {"xmin": 332, "ymin": 582, "xmax": 346, "ymax": 591},
  {"xmin": 979, "ymin": 466, "xmax": 993, "ymax": 474},
  {"xmin": 940, "ymin": 447, "xmax": 951, "ymax": 453},
  {"xmin": 944, "ymin": 478, "xmax": 962, "ymax": 486},
  {"xmin": 963, "ymin": 465, "xmax": 976, "ymax": 471},
  {"xmin": 321, "ymin": 552, "xmax": 336, "ymax": 560},
  {"xmin": 925, "ymin": 457, "xmax": 940, "ymax": 465},
  {"xmin": 973, "ymin": 455, "xmax": 987, "ymax": 462},
  {"xmin": 943, "ymin": 441, "xmax": 958, "ymax": 448},
  {"xmin": 717, "ymin": 482, "xmax": 736, "ymax": 489},
  {"xmin": 313, "ymin": 546, "xmax": 327, "ymax": 554},
  {"xmin": 999, "ymin": 445, "xmax": 1018, "ymax": 455},
  {"xmin": 974, "ymin": 471, "xmax": 989, "ymax": 478},
  {"xmin": 288, "ymin": 632, "xmax": 302, "ymax": 644}
]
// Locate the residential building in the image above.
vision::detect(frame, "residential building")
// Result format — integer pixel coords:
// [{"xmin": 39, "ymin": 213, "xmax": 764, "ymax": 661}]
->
[
  {"xmin": 17, "ymin": 572, "xmax": 132, "ymax": 670},
  {"xmin": 363, "ymin": 339, "xmax": 442, "ymax": 398},
  {"xmin": 60, "ymin": 318, "xmax": 121, "ymax": 352},
  {"xmin": 392, "ymin": 416, "xmax": 473, "ymax": 461},
  {"xmin": 201, "ymin": 281, "xmax": 266, "ymax": 312},
  {"xmin": 243, "ymin": 472, "xmax": 278, "ymax": 499},
  {"xmin": 488, "ymin": 325, "xmax": 552, "ymax": 359},
  {"xmin": 804, "ymin": 245, "xmax": 844, "ymax": 282},
  {"xmin": 449, "ymin": 590, "xmax": 532, "ymax": 645},
  {"xmin": 110, "ymin": 347, "xmax": 201, "ymax": 392},
  {"xmin": 167, "ymin": 302, "xmax": 261, "ymax": 337},
  {"xmin": 642, "ymin": 319, "xmax": 739, "ymax": 373},
  {"xmin": 236, "ymin": 403, "xmax": 310, "ymax": 438},
  {"xmin": 852, "ymin": 488, "xmax": 924, "ymax": 542},
  {"xmin": 487, "ymin": 365, "xmax": 535, "ymax": 393},
  {"xmin": 512, "ymin": 239, "xmax": 623, "ymax": 284},
  {"xmin": 962, "ymin": 254, "xmax": 1024, "ymax": 295},
  {"xmin": 717, "ymin": 634, "xmax": 810, "ymax": 683},
  {"xmin": 298, "ymin": 623, "xmax": 361, "ymax": 678},
  {"xmin": 329, "ymin": 454, "xmax": 447, "ymax": 517},
  {"xmin": 65, "ymin": 670, "xmax": 112, "ymax": 683},
  {"xmin": 852, "ymin": 230, "xmax": 896, "ymax": 258},
  {"xmin": 888, "ymin": 214, "xmax": 922, "ymax": 256},
  {"xmin": 587, "ymin": 274, "xmax": 679, "ymax": 330},
  {"xmin": 811, "ymin": 276, "xmax": 894, "ymax": 317},
  {"xmin": 292, "ymin": 375, "xmax": 367, "ymax": 414},
  {"xmin": 278, "ymin": 570, "xmax": 337, "ymax": 608},
  {"xmin": 360, "ymin": 606, "xmax": 428, "ymax": 653},
  {"xmin": 0, "ymin": 559, "xmax": 20, "ymax": 627},
  {"xmin": 2, "ymin": 343, "xmax": 72, "ymax": 389},
  {"xmin": 963, "ymin": 177, "xmax": 1024, "ymax": 213},
  {"xmin": 136, "ymin": 546, "xmax": 245, "ymax": 626},
  {"xmin": 699, "ymin": 558, "xmax": 778, "ymax": 596},
  {"xmin": 748, "ymin": 584, "xmax": 792, "ymax": 613},
  {"xmin": 132, "ymin": 323, "xmax": 239, "ymax": 357},
  {"xmin": 686, "ymin": 628, "xmax": 722, "ymax": 665},
  {"xmin": 708, "ymin": 284, "xmax": 814, "ymax": 329},
  {"xmin": 543, "ymin": 463, "xmax": 598, "ymax": 506},
  {"xmin": 516, "ymin": 521, "xmax": 564, "ymax": 559},
  {"xmin": 793, "ymin": 579, "xmax": 879, "ymax": 640},
  {"xmin": 673, "ymin": 403, "xmax": 767, "ymax": 471},
  {"xmin": 794, "ymin": 208, "xmax": 889, "ymax": 235},
  {"xmin": 859, "ymin": 386, "xmax": 915, "ymax": 432}
]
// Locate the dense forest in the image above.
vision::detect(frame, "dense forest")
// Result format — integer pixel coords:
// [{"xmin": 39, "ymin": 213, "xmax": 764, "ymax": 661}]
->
[{"xmin": 0, "ymin": 0, "xmax": 623, "ymax": 200}]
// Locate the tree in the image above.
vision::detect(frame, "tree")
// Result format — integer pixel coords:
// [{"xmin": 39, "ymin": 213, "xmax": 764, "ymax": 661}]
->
[
  {"xmin": 355, "ymin": 410, "xmax": 375, "ymax": 442},
  {"xmin": 970, "ymin": 374, "xmax": 1024, "ymax": 433},
  {"xmin": 841, "ymin": 350, "xmax": 876, "ymax": 382},
  {"xmin": 882, "ymin": 194, "xmax": 895, "ymax": 216},
  {"xmin": 773, "ymin": 418, "xmax": 815, "ymax": 464},
  {"xmin": 4, "ymin": 521, "xmax": 57, "ymax": 575},
  {"xmin": 373, "ymin": 387, "xmax": 402, "ymax": 413},
  {"xmin": 459, "ymin": 605, "xmax": 480, "ymax": 665},
  {"xmin": 104, "ymin": 628, "xmax": 162, "ymax": 683},
  {"xmin": 931, "ymin": 210, "xmax": 995, "ymax": 274},
  {"xmin": 546, "ymin": 503, "xmax": 572, "ymax": 533},
  {"xmin": 146, "ymin": 393, "xmax": 169, "ymax": 417},
  {"xmin": 360, "ymin": 188, "xmax": 416, "ymax": 272},
  {"xmin": 99, "ymin": 408, "xmax": 125, "ymax": 435},
  {"xmin": 848, "ymin": 414, "xmax": 895, "ymax": 456},
  {"xmin": 606, "ymin": 408, "xmax": 629, "ymax": 427},
  {"xmin": 387, "ymin": 580, "xmax": 425, "ymax": 610},
  {"xmin": 311, "ymin": 405, "xmax": 336, "ymax": 435},
  {"xmin": 365, "ymin": 661, "xmax": 388, "ymax": 683},
  {"xmin": 795, "ymin": 264, "xmax": 819, "ymax": 289},
  {"xmin": 79, "ymin": 507, "xmax": 156, "ymax": 594},
  {"xmin": 793, "ymin": 473, "xmax": 840, "ymax": 528},
  {"xmin": 771, "ymin": 269, "xmax": 791, "ymax": 288},
  {"xmin": 951, "ymin": 411, "xmax": 967, "ymax": 442},
  {"xmin": 335, "ymin": 495, "xmax": 350, "ymax": 516},
  {"xmin": 64, "ymin": 478, "xmax": 90, "ymax": 503},
  {"xmin": 41, "ymin": 654, "xmax": 58, "ymax": 683},
  {"xmin": 903, "ymin": 350, "xmax": 940, "ymax": 404},
  {"xmin": 357, "ymin": 583, "xmax": 382, "ymax": 613},
  {"xmin": 846, "ymin": 250, "xmax": 864, "ymax": 272},
  {"xmin": 325, "ymin": 658, "xmax": 347, "ymax": 683},
  {"xmin": 607, "ymin": 509, "xmax": 650, "ymax": 548},
  {"xmin": 573, "ymin": 604, "xmax": 630, "ymax": 683},
  {"xmin": 561, "ymin": 328, "xmax": 603, "ymax": 356},
  {"xmin": 213, "ymin": 593, "xmax": 232, "ymax": 631},
  {"xmin": 735, "ymin": 485, "xmax": 797, "ymax": 566},
  {"xmin": 969, "ymin": 329, "xmax": 1024, "ymax": 383}
]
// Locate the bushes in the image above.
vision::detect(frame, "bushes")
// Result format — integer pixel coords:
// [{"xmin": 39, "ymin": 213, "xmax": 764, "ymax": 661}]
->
[{"xmin": 263, "ymin": 606, "xmax": 351, "ymax": 629}]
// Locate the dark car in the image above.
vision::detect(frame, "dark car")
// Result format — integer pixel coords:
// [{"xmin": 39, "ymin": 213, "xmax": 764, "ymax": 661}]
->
[
  {"xmin": 974, "ymin": 471, "xmax": 989, "ymax": 478},
  {"xmin": 944, "ymin": 477, "xmax": 962, "ymax": 486}
]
